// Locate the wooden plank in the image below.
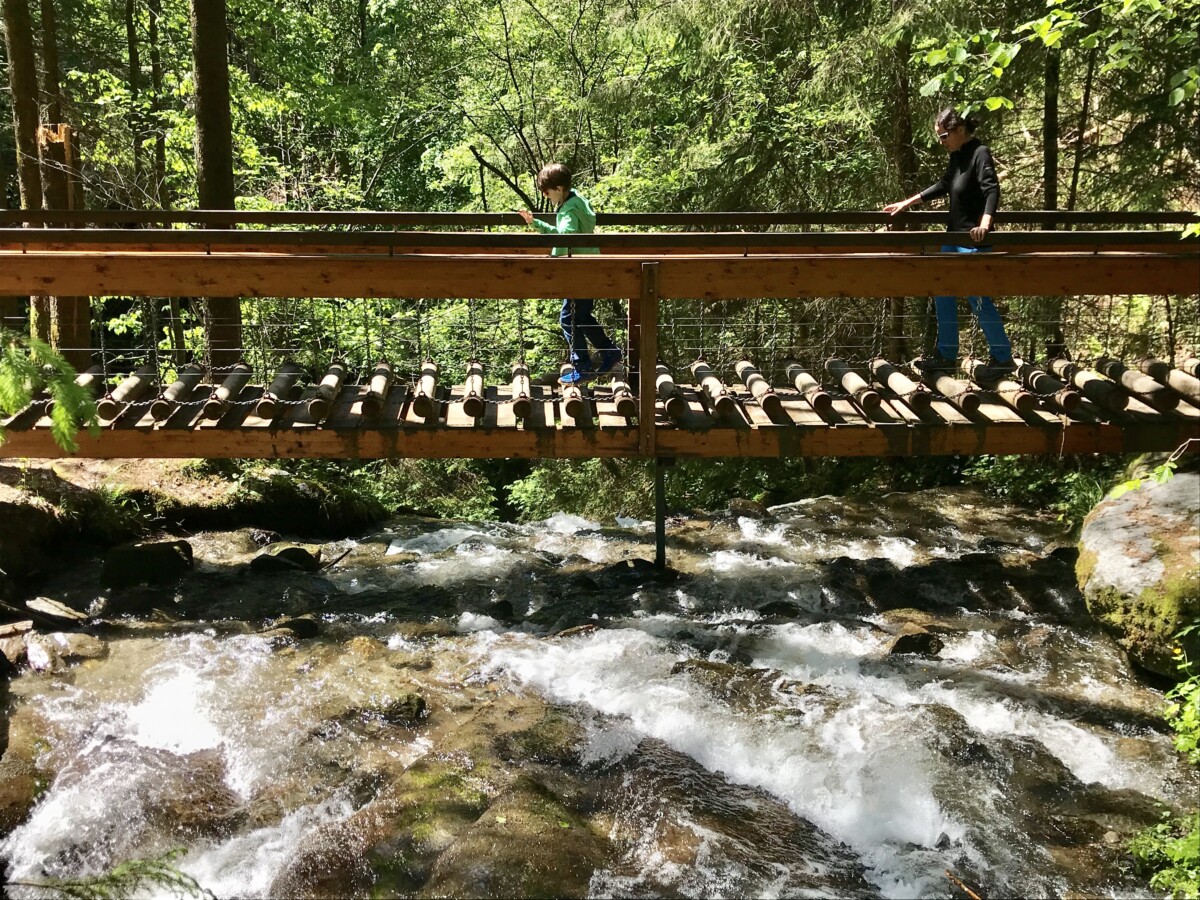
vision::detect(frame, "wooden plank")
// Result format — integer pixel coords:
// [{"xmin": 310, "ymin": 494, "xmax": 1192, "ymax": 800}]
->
[
  {"xmin": 1, "ymin": 251, "xmax": 1195, "ymax": 300},
  {"xmin": 639, "ymin": 263, "xmax": 658, "ymax": 455}
]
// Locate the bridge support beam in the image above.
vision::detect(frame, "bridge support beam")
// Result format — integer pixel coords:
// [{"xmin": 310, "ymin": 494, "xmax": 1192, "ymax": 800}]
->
[{"xmin": 654, "ymin": 456, "xmax": 671, "ymax": 571}]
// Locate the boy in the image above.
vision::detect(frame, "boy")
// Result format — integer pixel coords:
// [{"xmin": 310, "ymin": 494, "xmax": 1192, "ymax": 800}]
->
[{"xmin": 518, "ymin": 164, "xmax": 621, "ymax": 384}]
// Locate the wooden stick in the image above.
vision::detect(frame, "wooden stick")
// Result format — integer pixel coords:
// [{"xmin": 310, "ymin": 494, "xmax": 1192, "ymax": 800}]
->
[
  {"xmin": 870, "ymin": 358, "xmax": 932, "ymax": 413},
  {"xmin": 510, "ymin": 363, "xmax": 532, "ymax": 420},
  {"xmin": 690, "ymin": 359, "xmax": 737, "ymax": 417},
  {"xmin": 1137, "ymin": 357, "xmax": 1200, "ymax": 404},
  {"xmin": 359, "ymin": 360, "xmax": 394, "ymax": 417},
  {"xmin": 735, "ymin": 359, "xmax": 783, "ymax": 417},
  {"xmin": 1097, "ymin": 356, "xmax": 1179, "ymax": 411},
  {"xmin": 559, "ymin": 364, "xmax": 588, "ymax": 421},
  {"xmin": 255, "ymin": 362, "xmax": 303, "ymax": 419},
  {"xmin": 928, "ymin": 372, "xmax": 982, "ymax": 414},
  {"xmin": 962, "ymin": 357, "xmax": 1035, "ymax": 413},
  {"xmin": 828, "ymin": 358, "xmax": 880, "ymax": 411},
  {"xmin": 610, "ymin": 374, "xmax": 638, "ymax": 418},
  {"xmin": 945, "ymin": 870, "xmax": 984, "ymax": 900},
  {"xmin": 412, "ymin": 360, "xmax": 439, "ymax": 419},
  {"xmin": 97, "ymin": 365, "xmax": 158, "ymax": 419},
  {"xmin": 462, "ymin": 360, "xmax": 485, "ymax": 418},
  {"xmin": 308, "ymin": 360, "xmax": 348, "ymax": 421},
  {"xmin": 1049, "ymin": 358, "xmax": 1128, "ymax": 412},
  {"xmin": 150, "ymin": 364, "xmax": 205, "ymax": 422},
  {"xmin": 1015, "ymin": 360, "xmax": 1082, "ymax": 412},
  {"xmin": 201, "ymin": 363, "xmax": 253, "ymax": 420},
  {"xmin": 656, "ymin": 364, "xmax": 687, "ymax": 419},
  {"xmin": 784, "ymin": 359, "xmax": 833, "ymax": 413}
]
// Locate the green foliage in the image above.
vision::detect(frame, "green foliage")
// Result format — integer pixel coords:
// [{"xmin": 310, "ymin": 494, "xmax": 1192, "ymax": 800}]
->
[
  {"xmin": 962, "ymin": 454, "xmax": 1124, "ymax": 531},
  {"xmin": 1130, "ymin": 811, "xmax": 1200, "ymax": 898},
  {"xmin": 9, "ymin": 848, "xmax": 214, "ymax": 900},
  {"xmin": 507, "ymin": 459, "xmax": 654, "ymax": 521},
  {"xmin": 1165, "ymin": 624, "xmax": 1200, "ymax": 764},
  {"xmin": 0, "ymin": 330, "xmax": 99, "ymax": 453},
  {"xmin": 1109, "ymin": 458, "xmax": 1178, "ymax": 501}
]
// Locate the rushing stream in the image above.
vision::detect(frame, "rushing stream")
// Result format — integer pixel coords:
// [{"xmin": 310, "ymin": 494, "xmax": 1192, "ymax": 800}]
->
[{"xmin": 1, "ymin": 487, "xmax": 1193, "ymax": 898}]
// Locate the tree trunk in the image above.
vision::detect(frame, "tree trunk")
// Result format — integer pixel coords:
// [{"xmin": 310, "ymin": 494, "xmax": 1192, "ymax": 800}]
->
[
  {"xmin": 190, "ymin": 0, "xmax": 241, "ymax": 368},
  {"xmin": 2, "ymin": 0, "xmax": 45, "ymax": 340},
  {"xmin": 126, "ymin": 0, "xmax": 143, "ymax": 205},
  {"xmin": 1067, "ymin": 46, "xmax": 1097, "ymax": 212},
  {"xmin": 1043, "ymin": 46, "xmax": 1060, "ymax": 212},
  {"xmin": 148, "ymin": 0, "xmax": 167, "ymax": 207}
]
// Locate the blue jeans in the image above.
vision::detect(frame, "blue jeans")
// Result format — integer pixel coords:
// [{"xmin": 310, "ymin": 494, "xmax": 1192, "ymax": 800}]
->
[
  {"xmin": 560, "ymin": 299, "xmax": 617, "ymax": 370},
  {"xmin": 935, "ymin": 245, "xmax": 1013, "ymax": 362}
]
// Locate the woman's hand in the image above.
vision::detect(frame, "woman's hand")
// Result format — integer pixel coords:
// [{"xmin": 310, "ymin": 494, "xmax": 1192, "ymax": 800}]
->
[
  {"xmin": 517, "ymin": 209, "xmax": 534, "ymax": 225},
  {"xmin": 882, "ymin": 200, "xmax": 909, "ymax": 215},
  {"xmin": 970, "ymin": 214, "xmax": 993, "ymax": 243}
]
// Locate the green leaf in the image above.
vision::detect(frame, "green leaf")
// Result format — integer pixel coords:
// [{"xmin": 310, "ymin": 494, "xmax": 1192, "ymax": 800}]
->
[
  {"xmin": 919, "ymin": 75, "xmax": 943, "ymax": 97},
  {"xmin": 1170, "ymin": 87, "xmax": 1186, "ymax": 105}
]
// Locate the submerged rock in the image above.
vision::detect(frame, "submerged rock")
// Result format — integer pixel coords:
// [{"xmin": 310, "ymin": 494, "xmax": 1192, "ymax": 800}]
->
[
  {"xmin": 1077, "ymin": 471, "xmax": 1200, "ymax": 677},
  {"xmin": 102, "ymin": 540, "xmax": 193, "ymax": 588},
  {"xmin": 886, "ymin": 624, "xmax": 944, "ymax": 658},
  {"xmin": 250, "ymin": 543, "xmax": 323, "ymax": 573}
]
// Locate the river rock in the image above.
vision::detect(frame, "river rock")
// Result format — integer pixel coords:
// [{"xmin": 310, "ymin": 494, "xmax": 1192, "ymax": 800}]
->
[
  {"xmin": 45, "ymin": 632, "xmax": 107, "ymax": 661},
  {"xmin": 420, "ymin": 775, "xmax": 610, "ymax": 899},
  {"xmin": 250, "ymin": 544, "xmax": 323, "ymax": 573},
  {"xmin": 270, "ymin": 615, "xmax": 321, "ymax": 639},
  {"xmin": 728, "ymin": 497, "xmax": 770, "ymax": 520},
  {"xmin": 23, "ymin": 634, "xmax": 64, "ymax": 673},
  {"xmin": 379, "ymin": 693, "xmax": 427, "ymax": 725},
  {"xmin": 102, "ymin": 540, "xmax": 193, "ymax": 588},
  {"xmin": 25, "ymin": 596, "xmax": 89, "ymax": 624},
  {"xmin": 1076, "ymin": 471, "xmax": 1200, "ymax": 677},
  {"xmin": 0, "ymin": 750, "xmax": 38, "ymax": 839},
  {"xmin": 887, "ymin": 624, "xmax": 944, "ymax": 657},
  {"xmin": 494, "ymin": 710, "xmax": 584, "ymax": 766}
]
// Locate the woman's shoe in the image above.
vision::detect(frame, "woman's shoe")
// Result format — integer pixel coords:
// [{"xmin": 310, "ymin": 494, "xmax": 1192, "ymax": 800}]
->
[
  {"xmin": 559, "ymin": 368, "xmax": 593, "ymax": 385},
  {"xmin": 595, "ymin": 349, "xmax": 623, "ymax": 375},
  {"xmin": 911, "ymin": 353, "xmax": 956, "ymax": 376}
]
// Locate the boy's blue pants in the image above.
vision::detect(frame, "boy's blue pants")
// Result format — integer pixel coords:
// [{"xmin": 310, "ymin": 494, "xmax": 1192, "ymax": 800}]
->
[
  {"xmin": 561, "ymin": 299, "xmax": 617, "ymax": 369},
  {"xmin": 935, "ymin": 245, "xmax": 1013, "ymax": 362}
]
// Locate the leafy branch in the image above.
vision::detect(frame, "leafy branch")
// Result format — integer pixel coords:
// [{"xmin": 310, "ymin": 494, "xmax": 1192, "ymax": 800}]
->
[
  {"xmin": 0, "ymin": 328, "xmax": 100, "ymax": 453},
  {"xmin": 8, "ymin": 849, "xmax": 215, "ymax": 900}
]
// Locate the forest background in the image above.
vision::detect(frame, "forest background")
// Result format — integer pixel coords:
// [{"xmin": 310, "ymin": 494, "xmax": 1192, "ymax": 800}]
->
[{"xmin": 1, "ymin": 0, "xmax": 1198, "ymax": 523}]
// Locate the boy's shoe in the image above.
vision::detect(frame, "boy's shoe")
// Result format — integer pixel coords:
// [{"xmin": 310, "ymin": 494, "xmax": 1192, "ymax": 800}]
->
[
  {"xmin": 973, "ymin": 355, "xmax": 1016, "ymax": 382},
  {"xmin": 595, "ymin": 349, "xmax": 623, "ymax": 376},
  {"xmin": 911, "ymin": 353, "xmax": 956, "ymax": 376},
  {"xmin": 559, "ymin": 368, "xmax": 593, "ymax": 385}
]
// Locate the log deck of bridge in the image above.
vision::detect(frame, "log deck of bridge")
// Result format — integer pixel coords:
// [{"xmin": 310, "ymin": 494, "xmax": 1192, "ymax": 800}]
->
[{"xmin": 1, "ymin": 210, "xmax": 1197, "ymax": 461}]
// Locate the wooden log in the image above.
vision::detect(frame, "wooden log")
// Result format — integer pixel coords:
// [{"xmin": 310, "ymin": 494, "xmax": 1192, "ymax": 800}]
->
[
  {"xmin": 412, "ymin": 361, "xmax": 439, "ymax": 419},
  {"xmin": 827, "ymin": 358, "xmax": 881, "ymax": 412},
  {"xmin": 655, "ymin": 364, "xmax": 688, "ymax": 419},
  {"xmin": 1182, "ymin": 357, "xmax": 1199, "ymax": 378},
  {"xmin": 1137, "ymin": 357, "xmax": 1200, "ymax": 404},
  {"xmin": 870, "ymin": 358, "xmax": 932, "ymax": 413},
  {"xmin": 784, "ymin": 359, "xmax": 833, "ymax": 414},
  {"xmin": 735, "ymin": 360, "xmax": 783, "ymax": 417},
  {"xmin": 462, "ymin": 360, "xmax": 485, "ymax": 418},
  {"xmin": 308, "ymin": 360, "xmax": 349, "ymax": 421},
  {"xmin": 201, "ymin": 363, "xmax": 253, "ymax": 420},
  {"xmin": 44, "ymin": 364, "xmax": 104, "ymax": 415},
  {"xmin": 151, "ymin": 364, "xmax": 205, "ymax": 422},
  {"xmin": 927, "ymin": 373, "xmax": 981, "ymax": 414},
  {"xmin": 97, "ymin": 365, "xmax": 158, "ymax": 419},
  {"xmin": 359, "ymin": 360, "xmax": 394, "ymax": 418},
  {"xmin": 559, "ymin": 364, "xmax": 588, "ymax": 421},
  {"xmin": 510, "ymin": 363, "xmax": 533, "ymax": 420},
  {"xmin": 1015, "ymin": 360, "xmax": 1082, "ymax": 413},
  {"xmin": 610, "ymin": 375, "xmax": 638, "ymax": 418},
  {"xmin": 1049, "ymin": 358, "xmax": 1128, "ymax": 412},
  {"xmin": 962, "ymin": 357, "xmax": 1036, "ymax": 413},
  {"xmin": 1097, "ymin": 357, "xmax": 1179, "ymax": 412},
  {"xmin": 690, "ymin": 359, "xmax": 737, "ymax": 417},
  {"xmin": 256, "ymin": 362, "xmax": 303, "ymax": 418}
]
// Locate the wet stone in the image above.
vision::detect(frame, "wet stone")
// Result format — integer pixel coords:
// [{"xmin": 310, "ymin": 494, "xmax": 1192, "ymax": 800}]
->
[
  {"xmin": 102, "ymin": 539, "xmax": 193, "ymax": 588},
  {"xmin": 250, "ymin": 544, "xmax": 323, "ymax": 573},
  {"xmin": 886, "ymin": 625, "xmax": 944, "ymax": 657}
]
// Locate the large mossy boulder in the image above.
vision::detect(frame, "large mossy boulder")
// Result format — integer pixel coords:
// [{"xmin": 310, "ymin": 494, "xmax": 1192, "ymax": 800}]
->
[{"xmin": 1077, "ymin": 471, "xmax": 1200, "ymax": 678}]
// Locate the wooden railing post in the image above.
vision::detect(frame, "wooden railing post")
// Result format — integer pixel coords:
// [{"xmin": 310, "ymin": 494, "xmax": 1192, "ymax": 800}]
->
[{"xmin": 639, "ymin": 262, "xmax": 658, "ymax": 457}]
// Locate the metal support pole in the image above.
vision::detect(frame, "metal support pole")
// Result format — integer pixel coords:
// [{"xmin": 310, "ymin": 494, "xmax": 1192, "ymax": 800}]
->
[{"xmin": 654, "ymin": 456, "xmax": 668, "ymax": 570}]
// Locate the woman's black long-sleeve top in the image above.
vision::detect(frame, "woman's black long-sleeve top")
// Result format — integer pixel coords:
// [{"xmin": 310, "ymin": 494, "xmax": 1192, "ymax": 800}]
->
[{"xmin": 919, "ymin": 137, "xmax": 1000, "ymax": 232}]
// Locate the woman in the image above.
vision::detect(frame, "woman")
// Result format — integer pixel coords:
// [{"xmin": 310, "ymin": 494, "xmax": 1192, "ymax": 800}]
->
[{"xmin": 884, "ymin": 107, "xmax": 1015, "ymax": 380}]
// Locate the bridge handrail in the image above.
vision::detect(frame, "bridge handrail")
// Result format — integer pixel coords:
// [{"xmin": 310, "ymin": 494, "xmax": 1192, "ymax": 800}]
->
[
  {"xmin": 0, "ymin": 227, "xmax": 1195, "ymax": 250},
  {"xmin": 0, "ymin": 209, "xmax": 1195, "ymax": 228}
]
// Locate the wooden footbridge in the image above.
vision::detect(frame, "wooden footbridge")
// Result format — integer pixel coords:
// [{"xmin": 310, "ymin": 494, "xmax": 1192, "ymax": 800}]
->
[{"xmin": 1, "ymin": 210, "xmax": 1198, "ymax": 463}]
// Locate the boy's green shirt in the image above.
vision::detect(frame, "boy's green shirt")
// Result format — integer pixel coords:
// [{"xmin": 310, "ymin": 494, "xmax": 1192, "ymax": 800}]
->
[{"xmin": 530, "ymin": 190, "xmax": 600, "ymax": 256}]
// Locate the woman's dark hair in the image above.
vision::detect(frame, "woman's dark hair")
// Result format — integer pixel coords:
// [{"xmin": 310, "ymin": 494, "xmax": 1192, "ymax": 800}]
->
[
  {"xmin": 936, "ymin": 107, "xmax": 978, "ymax": 134},
  {"xmin": 536, "ymin": 163, "xmax": 573, "ymax": 192}
]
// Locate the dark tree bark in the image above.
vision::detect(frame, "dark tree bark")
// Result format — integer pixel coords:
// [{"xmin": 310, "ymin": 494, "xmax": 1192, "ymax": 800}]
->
[
  {"xmin": 190, "ymin": 0, "xmax": 241, "ymax": 367},
  {"xmin": 148, "ymin": 0, "xmax": 167, "ymax": 207},
  {"xmin": 126, "ymin": 0, "xmax": 143, "ymax": 204},
  {"xmin": 2, "ymin": 0, "xmax": 45, "ymax": 339},
  {"xmin": 1067, "ymin": 46, "xmax": 1097, "ymax": 212},
  {"xmin": 38, "ymin": 0, "xmax": 62, "ymax": 122},
  {"xmin": 2, "ymin": 0, "xmax": 43, "ymax": 212},
  {"xmin": 1043, "ymin": 46, "xmax": 1060, "ymax": 211}
]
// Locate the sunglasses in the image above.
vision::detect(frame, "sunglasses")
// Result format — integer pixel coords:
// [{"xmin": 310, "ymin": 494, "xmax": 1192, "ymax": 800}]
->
[{"xmin": 937, "ymin": 130, "xmax": 952, "ymax": 142}]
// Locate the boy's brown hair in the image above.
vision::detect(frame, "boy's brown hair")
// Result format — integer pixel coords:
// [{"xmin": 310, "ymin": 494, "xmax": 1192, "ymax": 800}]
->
[{"xmin": 536, "ymin": 163, "xmax": 572, "ymax": 193}]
